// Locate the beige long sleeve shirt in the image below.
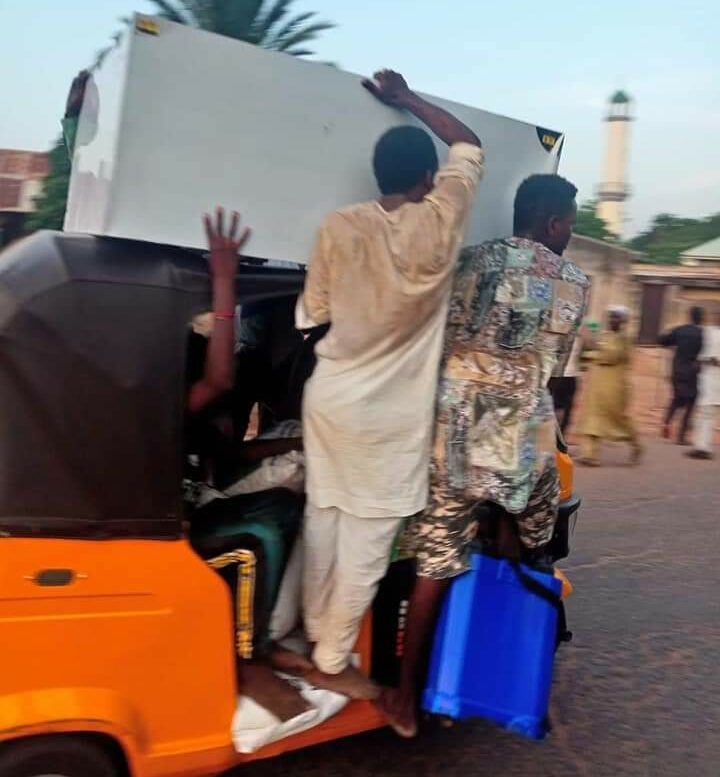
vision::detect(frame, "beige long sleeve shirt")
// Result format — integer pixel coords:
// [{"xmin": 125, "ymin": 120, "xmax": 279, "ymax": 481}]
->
[{"xmin": 297, "ymin": 142, "xmax": 484, "ymax": 517}]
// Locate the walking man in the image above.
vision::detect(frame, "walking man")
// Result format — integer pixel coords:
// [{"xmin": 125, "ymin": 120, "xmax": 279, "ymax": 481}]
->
[
  {"xmin": 687, "ymin": 311, "xmax": 720, "ymax": 460},
  {"xmin": 659, "ymin": 306, "xmax": 704, "ymax": 445},
  {"xmin": 578, "ymin": 306, "xmax": 643, "ymax": 467}
]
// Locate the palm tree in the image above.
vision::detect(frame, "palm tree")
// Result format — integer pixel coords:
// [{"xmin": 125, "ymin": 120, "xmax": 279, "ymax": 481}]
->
[{"xmin": 95, "ymin": 0, "xmax": 335, "ymax": 67}]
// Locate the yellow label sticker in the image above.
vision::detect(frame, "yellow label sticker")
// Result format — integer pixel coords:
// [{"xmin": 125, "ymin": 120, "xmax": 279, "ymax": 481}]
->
[
  {"xmin": 536, "ymin": 127, "xmax": 563, "ymax": 154},
  {"xmin": 136, "ymin": 17, "xmax": 160, "ymax": 35}
]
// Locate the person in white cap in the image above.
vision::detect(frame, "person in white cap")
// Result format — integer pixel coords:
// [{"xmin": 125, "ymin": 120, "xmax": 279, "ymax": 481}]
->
[
  {"xmin": 578, "ymin": 305, "xmax": 643, "ymax": 466},
  {"xmin": 687, "ymin": 310, "xmax": 720, "ymax": 460}
]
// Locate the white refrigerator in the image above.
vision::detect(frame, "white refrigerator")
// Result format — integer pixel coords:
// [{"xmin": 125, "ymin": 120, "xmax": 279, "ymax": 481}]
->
[{"xmin": 65, "ymin": 15, "xmax": 565, "ymax": 264}]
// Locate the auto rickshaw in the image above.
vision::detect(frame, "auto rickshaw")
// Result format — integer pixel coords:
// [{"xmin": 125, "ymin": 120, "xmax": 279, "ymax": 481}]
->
[{"xmin": 0, "ymin": 231, "xmax": 579, "ymax": 777}]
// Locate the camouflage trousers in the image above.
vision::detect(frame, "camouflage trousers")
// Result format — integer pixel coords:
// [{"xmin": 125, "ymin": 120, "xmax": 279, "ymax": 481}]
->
[{"xmin": 408, "ymin": 465, "xmax": 560, "ymax": 580}]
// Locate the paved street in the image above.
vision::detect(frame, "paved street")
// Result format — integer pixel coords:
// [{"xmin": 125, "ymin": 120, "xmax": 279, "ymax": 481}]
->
[{"xmin": 234, "ymin": 437, "xmax": 720, "ymax": 777}]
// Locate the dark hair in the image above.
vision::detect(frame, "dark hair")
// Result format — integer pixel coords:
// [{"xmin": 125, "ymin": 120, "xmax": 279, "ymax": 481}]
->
[
  {"xmin": 373, "ymin": 126, "xmax": 439, "ymax": 195},
  {"xmin": 690, "ymin": 306, "xmax": 704, "ymax": 325},
  {"xmin": 513, "ymin": 174, "xmax": 578, "ymax": 233}
]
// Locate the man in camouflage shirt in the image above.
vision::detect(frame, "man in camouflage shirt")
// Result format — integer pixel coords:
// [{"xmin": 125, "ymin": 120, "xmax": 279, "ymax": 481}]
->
[{"xmin": 378, "ymin": 174, "xmax": 589, "ymax": 738}]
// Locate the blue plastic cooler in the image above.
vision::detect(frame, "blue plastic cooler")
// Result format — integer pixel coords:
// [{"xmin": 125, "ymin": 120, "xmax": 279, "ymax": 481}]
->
[{"xmin": 422, "ymin": 552, "xmax": 561, "ymax": 739}]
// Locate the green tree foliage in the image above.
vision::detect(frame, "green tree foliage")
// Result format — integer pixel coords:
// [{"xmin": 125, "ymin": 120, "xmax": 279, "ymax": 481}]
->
[
  {"xmin": 25, "ymin": 136, "xmax": 71, "ymax": 232},
  {"xmin": 95, "ymin": 0, "xmax": 335, "ymax": 66},
  {"xmin": 573, "ymin": 200, "xmax": 616, "ymax": 242},
  {"xmin": 629, "ymin": 212, "xmax": 720, "ymax": 264}
]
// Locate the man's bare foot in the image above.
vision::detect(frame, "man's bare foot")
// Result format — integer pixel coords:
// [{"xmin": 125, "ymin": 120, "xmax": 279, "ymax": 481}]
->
[
  {"xmin": 241, "ymin": 661, "xmax": 313, "ymax": 722},
  {"xmin": 375, "ymin": 687, "xmax": 418, "ymax": 738},
  {"xmin": 578, "ymin": 457, "xmax": 600, "ymax": 467},
  {"xmin": 687, "ymin": 449, "xmax": 714, "ymax": 460},
  {"xmin": 269, "ymin": 645, "xmax": 314, "ymax": 676},
  {"xmin": 305, "ymin": 664, "xmax": 379, "ymax": 700}
]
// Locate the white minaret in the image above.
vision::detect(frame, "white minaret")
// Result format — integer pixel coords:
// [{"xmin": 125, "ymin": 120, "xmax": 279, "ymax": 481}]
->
[{"xmin": 596, "ymin": 90, "xmax": 632, "ymax": 238}]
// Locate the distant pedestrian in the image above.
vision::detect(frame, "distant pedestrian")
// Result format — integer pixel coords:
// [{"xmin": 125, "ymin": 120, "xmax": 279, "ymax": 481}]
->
[
  {"xmin": 659, "ymin": 306, "xmax": 704, "ymax": 445},
  {"xmin": 687, "ymin": 312, "xmax": 720, "ymax": 460},
  {"xmin": 578, "ymin": 305, "xmax": 643, "ymax": 466}
]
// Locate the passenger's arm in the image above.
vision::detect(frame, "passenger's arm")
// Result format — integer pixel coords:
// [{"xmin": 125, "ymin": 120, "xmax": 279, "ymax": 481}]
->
[
  {"xmin": 66, "ymin": 71, "xmax": 89, "ymax": 118},
  {"xmin": 658, "ymin": 329, "xmax": 676, "ymax": 347},
  {"xmin": 363, "ymin": 70, "xmax": 481, "ymax": 147},
  {"xmin": 62, "ymin": 69, "xmax": 101, "ymax": 160},
  {"xmin": 188, "ymin": 207, "xmax": 251, "ymax": 414},
  {"xmin": 62, "ymin": 70, "xmax": 90, "ymax": 159},
  {"xmin": 552, "ymin": 284, "xmax": 590, "ymax": 378}
]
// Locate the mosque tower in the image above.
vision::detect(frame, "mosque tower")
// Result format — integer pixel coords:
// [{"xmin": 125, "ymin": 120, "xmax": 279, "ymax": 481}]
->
[{"xmin": 596, "ymin": 90, "xmax": 633, "ymax": 238}]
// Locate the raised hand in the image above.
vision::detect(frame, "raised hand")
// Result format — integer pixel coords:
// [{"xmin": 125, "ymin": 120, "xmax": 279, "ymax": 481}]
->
[
  {"xmin": 189, "ymin": 207, "xmax": 250, "ymax": 413},
  {"xmin": 362, "ymin": 68, "xmax": 480, "ymax": 147},
  {"xmin": 202, "ymin": 206, "xmax": 251, "ymax": 281},
  {"xmin": 362, "ymin": 69, "xmax": 413, "ymax": 108}
]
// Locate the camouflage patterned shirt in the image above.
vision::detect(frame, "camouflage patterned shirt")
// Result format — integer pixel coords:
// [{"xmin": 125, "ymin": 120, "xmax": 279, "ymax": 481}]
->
[{"xmin": 432, "ymin": 237, "xmax": 589, "ymax": 514}]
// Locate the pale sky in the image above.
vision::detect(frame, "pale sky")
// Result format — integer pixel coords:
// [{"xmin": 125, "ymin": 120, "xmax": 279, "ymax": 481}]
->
[{"xmin": 1, "ymin": 0, "xmax": 718, "ymax": 236}]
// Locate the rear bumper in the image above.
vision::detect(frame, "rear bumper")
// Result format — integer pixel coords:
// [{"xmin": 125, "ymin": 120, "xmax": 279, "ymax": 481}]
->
[
  {"xmin": 547, "ymin": 494, "xmax": 581, "ymax": 562},
  {"xmin": 559, "ymin": 493, "xmax": 581, "ymax": 516}
]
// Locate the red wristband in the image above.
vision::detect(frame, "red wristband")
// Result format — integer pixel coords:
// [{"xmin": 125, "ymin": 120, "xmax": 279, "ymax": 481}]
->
[{"xmin": 214, "ymin": 312, "xmax": 235, "ymax": 321}]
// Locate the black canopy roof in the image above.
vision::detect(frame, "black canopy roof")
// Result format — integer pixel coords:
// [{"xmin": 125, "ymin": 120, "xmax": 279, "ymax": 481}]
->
[{"xmin": 0, "ymin": 231, "xmax": 302, "ymax": 539}]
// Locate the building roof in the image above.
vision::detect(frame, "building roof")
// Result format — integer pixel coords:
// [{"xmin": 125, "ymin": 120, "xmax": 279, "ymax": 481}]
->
[
  {"xmin": 632, "ymin": 263, "xmax": 720, "ymax": 283},
  {"xmin": 681, "ymin": 236, "xmax": 720, "ymax": 261},
  {"xmin": 0, "ymin": 149, "xmax": 49, "ymax": 179},
  {"xmin": 610, "ymin": 89, "xmax": 631, "ymax": 104},
  {"xmin": 569, "ymin": 232, "xmax": 644, "ymax": 258}
]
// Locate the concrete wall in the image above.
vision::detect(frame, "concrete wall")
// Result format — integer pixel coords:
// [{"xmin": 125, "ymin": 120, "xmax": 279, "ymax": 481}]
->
[
  {"xmin": 566, "ymin": 234, "xmax": 637, "ymax": 326},
  {"xmin": 17, "ymin": 178, "xmax": 43, "ymax": 213},
  {"xmin": 631, "ymin": 264, "xmax": 720, "ymax": 341}
]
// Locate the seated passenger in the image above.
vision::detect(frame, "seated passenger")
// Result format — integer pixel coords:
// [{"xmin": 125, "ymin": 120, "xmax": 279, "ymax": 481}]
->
[
  {"xmin": 193, "ymin": 295, "xmax": 315, "ymax": 447},
  {"xmin": 185, "ymin": 208, "xmax": 308, "ymax": 721},
  {"xmin": 378, "ymin": 175, "xmax": 590, "ymax": 737},
  {"xmin": 233, "ymin": 297, "xmax": 307, "ymax": 438}
]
